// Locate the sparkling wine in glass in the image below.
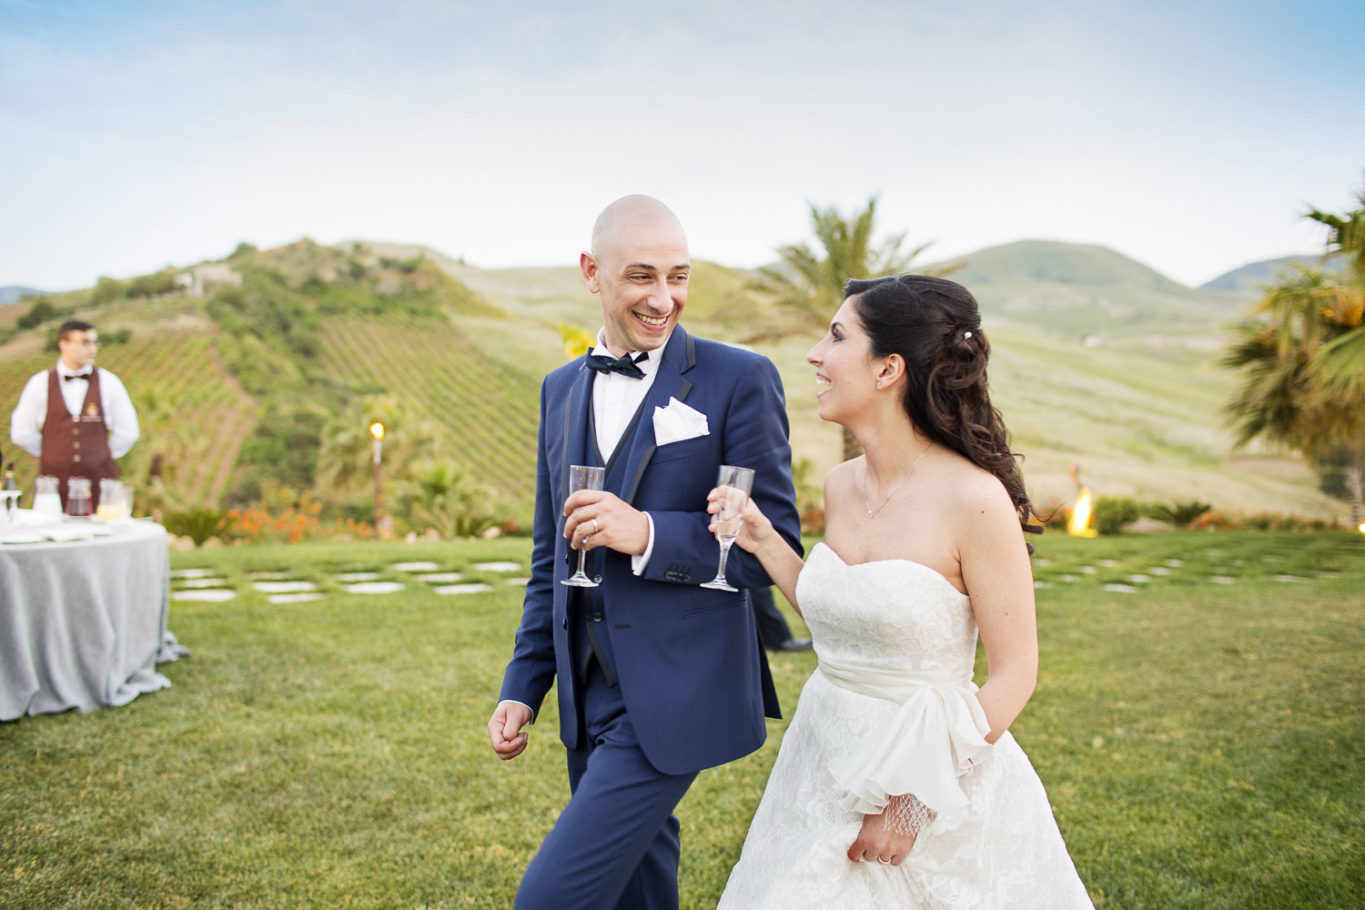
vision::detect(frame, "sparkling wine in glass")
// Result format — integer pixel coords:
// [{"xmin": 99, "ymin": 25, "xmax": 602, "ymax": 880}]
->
[
  {"xmin": 562, "ymin": 465, "xmax": 606, "ymax": 587},
  {"xmin": 701, "ymin": 465, "xmax": 755, "ymax": 592}
]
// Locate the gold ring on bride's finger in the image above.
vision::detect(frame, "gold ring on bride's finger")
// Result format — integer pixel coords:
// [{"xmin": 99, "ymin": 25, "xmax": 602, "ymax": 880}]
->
[{"xmin": 877, "ymin": 857, "xmax": 892, "ymax": 865}]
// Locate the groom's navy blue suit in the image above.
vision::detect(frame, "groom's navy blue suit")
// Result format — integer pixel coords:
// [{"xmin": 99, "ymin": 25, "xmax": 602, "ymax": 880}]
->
[{"xmin": 499, "ymin": 325, "xmax": 802, "ymax": 909}]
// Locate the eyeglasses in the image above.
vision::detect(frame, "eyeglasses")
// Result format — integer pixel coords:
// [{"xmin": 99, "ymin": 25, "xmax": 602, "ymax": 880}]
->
[{"xmin": 64, "ymin": 338, "xmax": 101, "ymax": 349}]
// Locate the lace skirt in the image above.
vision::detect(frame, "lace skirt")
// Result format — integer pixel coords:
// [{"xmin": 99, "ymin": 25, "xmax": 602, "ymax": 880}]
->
[{"xmin": 717, "ymin": 670, "xmax": 1094, "ymax": 909}]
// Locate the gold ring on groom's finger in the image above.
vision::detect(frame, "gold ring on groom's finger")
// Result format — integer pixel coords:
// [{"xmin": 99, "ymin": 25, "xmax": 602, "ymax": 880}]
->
[{"xmin": 591, "ymin": 519, "xmax": 600, "ymax": 535}]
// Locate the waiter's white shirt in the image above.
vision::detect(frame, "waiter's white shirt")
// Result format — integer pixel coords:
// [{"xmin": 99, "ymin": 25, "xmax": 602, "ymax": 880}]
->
[
  {"xmin": 589, "ymin": 331, "xmax": 666, "ymax": 575},
  {"xmin": 9, "ymin": 361, "xmax": 140, "ymax": 458}
]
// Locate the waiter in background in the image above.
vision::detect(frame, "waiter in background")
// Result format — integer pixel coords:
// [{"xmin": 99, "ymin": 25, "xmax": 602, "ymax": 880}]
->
[{"xmin": 9, "ymin": 319, "xmax": 139, "ymax": 510}]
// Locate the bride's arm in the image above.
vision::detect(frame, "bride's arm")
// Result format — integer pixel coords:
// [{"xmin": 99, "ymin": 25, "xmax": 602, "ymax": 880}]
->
[
  {"xmin": 706, "ymin": 489, "xmax": 806, "ymax": 614},
  {"xmin": 959, "ymin": 480, "xmax": 1039, "ymax": 744}
]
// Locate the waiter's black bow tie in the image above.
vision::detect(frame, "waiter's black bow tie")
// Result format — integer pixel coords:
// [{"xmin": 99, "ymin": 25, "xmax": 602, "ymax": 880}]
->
[
  {"xmin": 64, "ymin": 373, "xmax": 90, "ymax": 381},
  {"xmin": 586, "ymin": 352, "xmax": 648, "ymax": 379}
]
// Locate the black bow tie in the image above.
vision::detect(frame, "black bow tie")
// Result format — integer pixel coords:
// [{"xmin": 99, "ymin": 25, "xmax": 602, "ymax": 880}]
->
[
  {"xmin": 586, "ymin": 351, "xmax": 648, "ymax": 379},
  {"xmin": 64, "ymin": 373, "xmax": 90, "ymax": 382}
]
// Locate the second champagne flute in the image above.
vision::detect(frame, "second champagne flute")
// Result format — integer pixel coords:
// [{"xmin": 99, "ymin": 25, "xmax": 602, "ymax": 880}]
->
[
  {"xmin": 562, "ymin": 465, "xmax": 606, "ymax": 587},
  {"xmin": 701, "ymin": 465, "xmax": 755, "ymax": 592}
]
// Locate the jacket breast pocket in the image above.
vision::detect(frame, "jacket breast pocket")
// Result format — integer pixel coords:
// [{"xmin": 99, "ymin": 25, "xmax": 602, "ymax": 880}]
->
[{"xmin": 650, "ymin": 435, "xmax": 712, "ymax": 465}]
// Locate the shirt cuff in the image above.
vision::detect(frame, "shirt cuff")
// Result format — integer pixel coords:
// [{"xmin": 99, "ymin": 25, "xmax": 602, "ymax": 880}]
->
[
  {"xmin": 631, "ymin": 512, "xmax": 655, "ymax": 575},
  {"xmin": 499, "ymin": 699, "xmax": 537, "ymax": 723}
]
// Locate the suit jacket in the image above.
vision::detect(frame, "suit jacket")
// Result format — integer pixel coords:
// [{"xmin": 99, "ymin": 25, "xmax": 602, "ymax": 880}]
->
[{"xmin": 498, "ymin": 325, "xmax": 803, "ymax": 775}]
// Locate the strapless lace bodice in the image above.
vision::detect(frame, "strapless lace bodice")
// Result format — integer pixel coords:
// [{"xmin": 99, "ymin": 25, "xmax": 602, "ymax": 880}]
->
[{"xmin": 797, "ymin": 542, "xmax": 978, "ymax": 682}]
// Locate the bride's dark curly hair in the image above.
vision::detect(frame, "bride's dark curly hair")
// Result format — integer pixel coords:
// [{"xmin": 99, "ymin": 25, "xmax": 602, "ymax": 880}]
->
[{"xmin": 845, "ymin": 274, "xmax": 1042, "ymax": 545}]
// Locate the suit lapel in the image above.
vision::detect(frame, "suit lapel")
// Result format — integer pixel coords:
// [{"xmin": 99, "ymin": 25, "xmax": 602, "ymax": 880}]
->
[
  {"xmin": 620, "ymin": 327, "xmax": 696, "ymax": 505},
  {"xmin": 559, "ymin": 361, "xmax": 595, "ymax": 495}
]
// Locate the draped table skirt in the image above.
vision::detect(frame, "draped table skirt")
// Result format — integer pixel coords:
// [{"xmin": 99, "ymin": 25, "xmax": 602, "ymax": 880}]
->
[{"xmin": 1, "ymin": 518, "xmax": 187, "ymax": 721}]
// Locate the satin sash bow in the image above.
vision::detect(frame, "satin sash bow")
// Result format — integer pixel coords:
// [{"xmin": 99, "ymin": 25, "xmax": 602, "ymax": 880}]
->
[{"xmin": 819, "ymin": 657, "xmax": 992, "ymax": 816}]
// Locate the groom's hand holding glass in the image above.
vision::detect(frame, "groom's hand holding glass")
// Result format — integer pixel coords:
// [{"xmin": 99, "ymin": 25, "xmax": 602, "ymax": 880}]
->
[{"xmin": 562, "ymin": 488, "xmax": 652, "ymax": 559}]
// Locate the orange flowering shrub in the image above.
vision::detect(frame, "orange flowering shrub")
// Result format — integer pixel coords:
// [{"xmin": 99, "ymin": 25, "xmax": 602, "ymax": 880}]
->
[{"xmin": 224, "ymin": 482, "xmax": 374, "ymax": 544}]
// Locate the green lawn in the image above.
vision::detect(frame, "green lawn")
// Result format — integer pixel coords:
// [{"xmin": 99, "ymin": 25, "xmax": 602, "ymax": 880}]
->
[{"xmin": 2, "ymin": 531, "xmax": 1362, "ymax": 909}]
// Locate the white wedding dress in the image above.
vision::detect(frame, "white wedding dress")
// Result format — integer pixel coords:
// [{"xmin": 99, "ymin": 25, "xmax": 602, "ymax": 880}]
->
[{"xmin": 718, "ymin": 543, "xmax": 1093, "ymax": 909}]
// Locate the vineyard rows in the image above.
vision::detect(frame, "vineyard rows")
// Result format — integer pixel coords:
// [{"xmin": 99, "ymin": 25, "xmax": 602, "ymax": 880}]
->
[{"xmin": 319, "ymin": 315, "xmax": 540, "ymax": 502}]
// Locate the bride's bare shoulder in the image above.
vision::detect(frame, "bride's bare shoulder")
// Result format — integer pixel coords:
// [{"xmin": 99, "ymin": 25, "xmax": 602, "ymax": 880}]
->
[{"xmin": 823, "ymin": 457, "xmax": 863, "ymax": 496}]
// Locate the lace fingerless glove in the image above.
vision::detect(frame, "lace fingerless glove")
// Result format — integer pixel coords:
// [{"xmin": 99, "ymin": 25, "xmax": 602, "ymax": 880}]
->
[{"xmin": 882, "ymin": 792, "xmax": 935, "ymax": 838}]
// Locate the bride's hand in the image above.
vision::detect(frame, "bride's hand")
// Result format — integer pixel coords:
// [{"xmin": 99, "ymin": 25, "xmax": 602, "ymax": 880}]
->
[
  {"xmin": 705, "ymin": 489, "xmax": 773, "ymax": 553},
  {"xmin": 846, "ymin": 797, "xmax": 925, "ymax": 867}
]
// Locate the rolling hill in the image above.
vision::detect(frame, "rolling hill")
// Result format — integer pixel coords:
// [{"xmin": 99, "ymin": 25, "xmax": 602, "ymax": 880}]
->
[
  {"xmin": 1200, "ymin": 252, "xmax": 1349, "ymax": 295},
  {"xmin": 0, "ymin": 238, "xmax": 1348, "ymax": 525}
]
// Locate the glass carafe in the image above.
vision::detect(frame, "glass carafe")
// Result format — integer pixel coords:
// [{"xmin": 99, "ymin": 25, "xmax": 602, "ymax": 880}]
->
[
  {"xmin": 66, "ymin": 477, "xmax": 93, "ymax": 518},
  {"xmin": 97, "ymin": 479, "xmax": 126, "ymax": 520},
  {"xmin": 33, "ymin": 476, "xmax": 62, "ymax": 517}
]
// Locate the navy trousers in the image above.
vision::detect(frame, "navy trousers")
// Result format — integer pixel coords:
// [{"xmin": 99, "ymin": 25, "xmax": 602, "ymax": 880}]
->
[{"xmin": 515, "ymin": 664, "xmax": 698, "ymax": 910}]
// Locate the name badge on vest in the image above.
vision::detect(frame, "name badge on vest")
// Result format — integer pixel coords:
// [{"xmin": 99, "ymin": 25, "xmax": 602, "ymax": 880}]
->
[{"xmin": 81, "ymin": 402, "xmax": 102, "ymax": 422}]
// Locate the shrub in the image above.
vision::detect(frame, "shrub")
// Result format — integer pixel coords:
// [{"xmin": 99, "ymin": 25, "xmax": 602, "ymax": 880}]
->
[
  {"xmin": 164, "ymin": 507, "xmax": 231, "ymax": 546},
  {"xmin": 1093, "ymin": 496, "xmax": 1141, "ymax": 535},
  {"xmin": 1148, "ymin": 500, "xmax": 1214, "ymax": 528}
]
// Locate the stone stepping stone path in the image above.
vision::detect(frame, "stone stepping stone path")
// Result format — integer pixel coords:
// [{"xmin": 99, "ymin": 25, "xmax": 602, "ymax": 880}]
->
[
  {"xmin": 433, "ymin": 583, "xmax": 493, "ymax": 595},
  {"xmin": 472, "ymin": 561, "xmax": 522, "ymax": 572},
  {"xmin": 253, "ymin": 580, "xmax": 318, "ymax": 593},
  {"xmin": 250, "ymin": 571, "xmax": 293, "ymax": 580},
  {"xmin": 506, "ymin": 578, "xmax": 530, "ymax": 586},
  {"xmin": 416, "ymin": 572, "xmax": 465, "ymax": 583},
  {"xmin": 335, "ymin": 571, "xmax": 382, "ymax": 582},
  {"xmin": 344, "ymin": 581, "xmax": 406, "ymax": 594},
  {"xmin": 269, "ymin": 592, "xmax": 325, "ymax": 604},
  {"xmin": 177, "ymin": 578, "xmax": 231, "ymax": 589},
  {"xmin": 170, "ymin": 568, "xmax": 215, "ymax": 579},
  {"xmin": 392, "ymin": 561, "xmax": 440, "ymax": 572},
  {"xmin": 172, "ymin": 589, "xmax": 238, "ymax": 602}
]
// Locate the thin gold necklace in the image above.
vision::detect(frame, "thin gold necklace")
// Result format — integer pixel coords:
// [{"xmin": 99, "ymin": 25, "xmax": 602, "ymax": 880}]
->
[{"xmin": 864, "ymin": 443, "xmax": 932, "ymax": 517}]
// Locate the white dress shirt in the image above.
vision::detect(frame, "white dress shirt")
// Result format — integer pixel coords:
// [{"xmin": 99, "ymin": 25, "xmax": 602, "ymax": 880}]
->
[
  {"xmin": 590, "ymin": 331, "xmax": 672, "ymax": 575},
  {"xmin": 9, "ymin": 362, "xmax": 140, "ymax": 459}
]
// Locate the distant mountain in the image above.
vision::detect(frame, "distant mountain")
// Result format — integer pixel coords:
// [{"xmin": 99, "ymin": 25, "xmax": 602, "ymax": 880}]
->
[
  {"xmin": 1200, "ymin": 253, "xmax": 1348, "ymax": 295},
  {"xmin": 935, "ymin": 239, "xmax": 1189, "ymax": 294},
  {"xmin": 0, "ymin": 286, "xmax": 43, "ymax": 305},
  {"xmin": 924, "ymin": 239, "xmax": 1239, "ymax": 341}
]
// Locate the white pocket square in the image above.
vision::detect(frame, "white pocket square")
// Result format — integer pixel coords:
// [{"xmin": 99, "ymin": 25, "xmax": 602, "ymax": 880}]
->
[{"xmin": 652, "ymin": 397, "xmax": 709, "ymax": 447}]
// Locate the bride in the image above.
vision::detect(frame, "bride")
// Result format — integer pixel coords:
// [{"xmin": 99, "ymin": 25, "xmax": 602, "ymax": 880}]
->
[{"xmin": 711, "ymin": 275, "xmax": 1093, "ymax": 908}]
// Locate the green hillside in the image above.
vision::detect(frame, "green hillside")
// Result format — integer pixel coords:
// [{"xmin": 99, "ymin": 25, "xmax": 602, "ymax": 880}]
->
[{"xmin": 0, "ymin": 238, "xmax": 1348, "ymax": 526}]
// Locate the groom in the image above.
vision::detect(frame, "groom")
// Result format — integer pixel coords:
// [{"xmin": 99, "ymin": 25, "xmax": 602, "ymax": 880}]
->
[{"xmin": 488, "ymin": 195, "xmax": 802, "ymax": 910}]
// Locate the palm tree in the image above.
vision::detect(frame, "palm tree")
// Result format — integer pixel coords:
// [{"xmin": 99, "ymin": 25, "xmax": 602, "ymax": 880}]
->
[
  {"xmin": 762, "ymin": 195, "xmax": 959, "ymax": 460},
  {"xmin": 1305, "ymin": 188, "xmax": 1365, "ymax": 397},
  {"xmin": 1223, "ymin": 266, "xmax": 1365, "ymax": 524}
]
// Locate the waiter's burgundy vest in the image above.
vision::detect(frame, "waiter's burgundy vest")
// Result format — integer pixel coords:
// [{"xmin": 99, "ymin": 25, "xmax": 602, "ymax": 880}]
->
[{"xmin": 40, "ymin": 367, "xmax": 118, "ymax": 509}]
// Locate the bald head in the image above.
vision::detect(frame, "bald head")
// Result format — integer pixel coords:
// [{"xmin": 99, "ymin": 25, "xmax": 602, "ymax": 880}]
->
[
  {"xmin": 580, "ymin": 195, "xmax": 691, "ymax": 355},
  {"xmin": 590, "ymin": 195, "xmax": 688, "ymax": 265}
]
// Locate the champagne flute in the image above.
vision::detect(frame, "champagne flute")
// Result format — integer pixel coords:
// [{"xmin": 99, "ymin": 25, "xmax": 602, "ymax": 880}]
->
[
  {"xmin": 701, "ymin": 465, "xmax": 755, "ymax": 592},
  {"xmin": 562, "ymin": 465, "xmax": 606, "ymax": 587}
]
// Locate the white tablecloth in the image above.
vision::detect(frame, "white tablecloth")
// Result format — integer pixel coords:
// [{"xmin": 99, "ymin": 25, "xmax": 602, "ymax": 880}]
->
[{"xmin": 0, "ymin": 515, "xmax": 188, "ymax": 721}]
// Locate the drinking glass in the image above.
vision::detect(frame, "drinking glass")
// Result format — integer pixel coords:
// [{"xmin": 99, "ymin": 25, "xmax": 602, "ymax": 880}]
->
[
  {"xmin": 701, "ymin": 465, "xmax": 755, "ymax": 592},
  {"xmin": 561, "ymin": 465, "xmax": 606, "ymax": 587}
]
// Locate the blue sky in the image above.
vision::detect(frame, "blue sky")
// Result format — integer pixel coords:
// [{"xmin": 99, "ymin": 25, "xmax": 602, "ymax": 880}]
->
[{"xmin": 2, "ymin": 0, "xmax": 1362, "ymax": 291}]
